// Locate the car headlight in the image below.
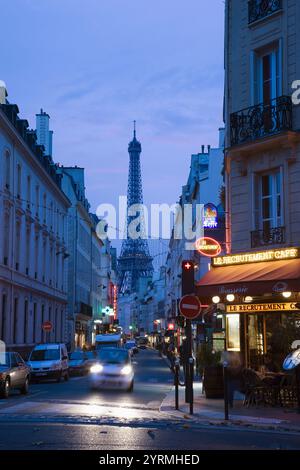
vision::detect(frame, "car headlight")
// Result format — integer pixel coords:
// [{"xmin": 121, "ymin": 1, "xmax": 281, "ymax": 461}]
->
[
  {"xmin": 90, "ymin": 364, "xmax": 103, "ymax": 374},
  {"xmin": 121, "ymin": 365, "xmax": 133, "ymax": 375}
]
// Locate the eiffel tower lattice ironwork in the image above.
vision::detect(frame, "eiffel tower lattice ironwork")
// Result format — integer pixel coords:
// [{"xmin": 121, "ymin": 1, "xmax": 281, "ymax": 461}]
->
[{"xmin": 117, "ymin": 122, "xmax": 153, "ymax": 294}]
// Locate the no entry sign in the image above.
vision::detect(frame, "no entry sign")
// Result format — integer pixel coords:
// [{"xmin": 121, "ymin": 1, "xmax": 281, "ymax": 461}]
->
[
  {"xmin": 179, "ymin": 295, "xmax": 202, "ymax": 320},
  {"xmin": 42, "ymin": 321, "xmax": 53, "ymax": 332}
]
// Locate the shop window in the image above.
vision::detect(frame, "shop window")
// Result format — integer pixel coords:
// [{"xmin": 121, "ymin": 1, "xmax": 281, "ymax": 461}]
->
[{"xmin": 226, "ymin": 315, "xmax": 241, "ymax": 352}]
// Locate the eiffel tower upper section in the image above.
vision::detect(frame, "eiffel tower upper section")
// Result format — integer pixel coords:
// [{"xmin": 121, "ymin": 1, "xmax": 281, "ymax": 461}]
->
[{"xmin": 117, "ymin": 123, "xmax": 153, "ymax": 294}]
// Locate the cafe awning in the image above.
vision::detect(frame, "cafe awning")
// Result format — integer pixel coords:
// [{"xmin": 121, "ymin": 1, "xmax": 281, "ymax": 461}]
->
[{"xmin": 196, "ymin": 258, "xmax": 300, "ymax": 298}]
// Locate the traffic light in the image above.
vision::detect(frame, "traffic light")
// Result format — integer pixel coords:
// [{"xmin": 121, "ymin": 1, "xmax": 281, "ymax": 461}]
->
[{"xmin": 181, "ymin": 260, "xmax": 195, "ymax": 295}]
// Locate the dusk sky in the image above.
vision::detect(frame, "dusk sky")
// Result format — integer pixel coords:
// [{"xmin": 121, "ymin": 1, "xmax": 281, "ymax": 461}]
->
[{"xmin": 3, "ymin": 0, "xmax": 225, "ymax": 253}]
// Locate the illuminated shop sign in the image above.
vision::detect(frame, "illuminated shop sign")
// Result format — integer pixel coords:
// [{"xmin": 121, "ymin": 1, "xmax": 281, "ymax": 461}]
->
[
  {"xmin": 226, "ymin": 303, "xmax": 300, "ymax": 314},
  {"xmin": 195, "ymin": 237, "xmax": 222, "ymax": 257},
  {"xmin": 212, "ymin": 247, "xmax": 300, "ymax": 267},
  {"xmin": 203, "ymin": 203, "xmax": 218, "ymax": 229}
]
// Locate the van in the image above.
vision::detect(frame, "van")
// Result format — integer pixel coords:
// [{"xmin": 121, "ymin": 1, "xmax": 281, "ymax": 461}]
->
[{"xmin": 28, "ymin": 343, "xmax": 69, "ymax": 382}]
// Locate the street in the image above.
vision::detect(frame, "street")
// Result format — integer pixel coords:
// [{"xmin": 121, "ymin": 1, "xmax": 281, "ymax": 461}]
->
[{"xmin": 0, "ymin": 349, "xmax": 300, "ymax": 450}]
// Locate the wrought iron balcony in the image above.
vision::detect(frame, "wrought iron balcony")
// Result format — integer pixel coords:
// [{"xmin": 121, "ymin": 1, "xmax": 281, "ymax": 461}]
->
[
  {"xmin": 251, "ymin": 226, "xmax": 286, "ymax": 248},
  {"xmin": 230, "ymin": 96, "xmax": 293, "ymax": 147},
  {"xmin": 248, "ymin": 0, "xmax": 282, "ymax": 24}
]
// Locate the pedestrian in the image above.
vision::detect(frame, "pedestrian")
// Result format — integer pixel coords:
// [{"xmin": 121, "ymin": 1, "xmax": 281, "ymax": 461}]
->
[
  {"xmin": 223, "ymin": 351, "xmax": 242, "ymax": 408},
  {"xmin": 167, "ymin": 342, "xmax": 176, "ymax": 372}
]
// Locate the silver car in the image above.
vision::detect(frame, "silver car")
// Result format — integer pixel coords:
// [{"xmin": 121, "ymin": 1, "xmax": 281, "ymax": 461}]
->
[{"xmin": 0, "ymin": 352, "xmax": 31, "ymax": 398}]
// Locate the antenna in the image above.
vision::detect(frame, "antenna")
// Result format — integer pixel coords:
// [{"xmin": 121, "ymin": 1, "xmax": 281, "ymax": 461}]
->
[{"xmin": 133, "ymin": 120, "xmax": 136, "ymax": 139}]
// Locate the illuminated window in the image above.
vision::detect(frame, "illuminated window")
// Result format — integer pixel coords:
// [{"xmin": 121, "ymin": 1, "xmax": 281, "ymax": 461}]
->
[{"xmin": 226, "ymin": 314, "xmax": 240, "ymax": 352}]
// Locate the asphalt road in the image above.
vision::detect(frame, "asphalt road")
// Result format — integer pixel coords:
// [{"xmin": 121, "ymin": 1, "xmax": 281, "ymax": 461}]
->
[
  {"xmin": 0, "ymin": 349, "xmax": 300, "ymax": 450},
  {"xmin": 0, "ymin": 422, "xmax": 300, "ymax": 450}
]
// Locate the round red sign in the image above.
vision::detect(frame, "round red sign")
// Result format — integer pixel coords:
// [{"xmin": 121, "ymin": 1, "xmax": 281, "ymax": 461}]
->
[
  {"xmin": 179, "ymin": 295, "xmax": 202, "ymax": 320},
  {"xmin": 195, "ymin": 237, "xmax": 222, "ymax": 258},
  {"xmin": 42, "ymin": 321, "xmax": 53, "ymax": 332}
]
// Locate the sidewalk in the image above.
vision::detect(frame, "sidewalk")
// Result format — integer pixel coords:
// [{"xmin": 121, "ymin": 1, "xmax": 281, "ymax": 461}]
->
[{"xmin": 160, "ymin": 381, "xmax": 300, "ymax": 432}]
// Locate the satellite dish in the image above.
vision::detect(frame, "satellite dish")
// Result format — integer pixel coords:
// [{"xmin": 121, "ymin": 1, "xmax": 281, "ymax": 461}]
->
[{"xmin": 283, "ymin": 349, "xmax": 300, "ymax": 371}]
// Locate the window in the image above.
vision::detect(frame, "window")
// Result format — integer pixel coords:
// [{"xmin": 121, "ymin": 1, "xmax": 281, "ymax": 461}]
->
[
  {"xmin": 24, "ymin": 299, "xmax": 28, "ymax": 344},
  {"xmin": 17, "ymin": 164, "xmax": 21, "ymax": 198},
  {"xmin": 256, "ymin": 170, "xmax": 283, "ymax": 232},
  {"xmin": 26, "ymin": 176, "xmax": 31, "ymax": 209},
  {"xmin": 33, "ymin": 303, "xmax": 37, "ymax": 343},
  {"xmin": 251, "ymin": 42, "xmax": 282, "ymax": 105},
  {"xmin": 15, "ymin": 221, "xmax": 21, "ymax": 271},
  {"xmin": 1, "ymin": 294, "xmax": 7, "ymax": 341},
  {"xmin": 226, "ymin": 315, "xmax": 241, "ymax": 352},
  {"xmin": 43, "ymin": 193, "xmax": 47, "ymax": 224},
  {"xmin": 4, "ymin": 151, "xmax": 10, "ymax": 190},
  {"xmin": 3, "ymin": 212, "xmax": 10, "ymax": 265},
  {"xmin": 35, "ymin": 185, "xmax": 40, "ymax": 216},
  {"xmin": 25, "ymin": 226, "xmax": 31, "ymax": 275},
  {"xmin": 41, "ymin": 304, "xmax": 45, "ymax": 342},
  {"xmin": 13, "ymin": 298, "xmax": 18, "ymax": 344}
]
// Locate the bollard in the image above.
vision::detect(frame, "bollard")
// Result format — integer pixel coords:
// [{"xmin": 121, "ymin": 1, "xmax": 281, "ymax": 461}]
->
[
  {"xmin": 223, "ymin": 361, "xmax": 229, "ymax": 421},
  {"xmin": 174, "ymin": 358, "xmax": 180, "ymax": 410},
  {"xmin": 189, "ymin": 357, "xmax": 194, "ymax": 415}
]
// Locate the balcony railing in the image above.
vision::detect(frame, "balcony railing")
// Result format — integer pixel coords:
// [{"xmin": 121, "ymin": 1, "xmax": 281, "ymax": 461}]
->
[
  {"xmin": 230, "ymin": 96, "xmax": 293, "ymax": 147},
  {"xmin": 248, "ymin": 0, "xmax": 282, "ymax": 24},
  {"xmin": 251, "ymin": 226, "xmax": 286, "ymax": 248}
]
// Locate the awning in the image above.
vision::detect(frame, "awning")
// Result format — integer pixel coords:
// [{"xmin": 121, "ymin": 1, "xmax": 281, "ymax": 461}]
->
[{"xmin": 196, "ymin": 258, "xmax": 300, "ymax": 298}]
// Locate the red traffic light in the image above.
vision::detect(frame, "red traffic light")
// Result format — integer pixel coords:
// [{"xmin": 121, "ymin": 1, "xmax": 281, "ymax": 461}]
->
[{"xmin": 168, "ymin": 323, "xmax": 175, "ymax": 331}]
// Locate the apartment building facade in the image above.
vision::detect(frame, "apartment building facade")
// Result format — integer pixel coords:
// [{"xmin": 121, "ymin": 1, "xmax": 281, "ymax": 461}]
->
[
  {"xmin": 197, "ymin": 0, "xmax": 300, "ymax": 369},
  {"xmin": 0, "ymin": 83, "xmax": 70, "ymax": 356}
]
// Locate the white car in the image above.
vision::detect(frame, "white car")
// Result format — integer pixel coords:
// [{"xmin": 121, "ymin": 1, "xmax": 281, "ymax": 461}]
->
[
  {"xmin": 27, "ymin": 343, "xmax": 69, "ymax": 382},
  {"xmin": 89, "ymin": 348, "xmax": 134, "ymax": 392}
]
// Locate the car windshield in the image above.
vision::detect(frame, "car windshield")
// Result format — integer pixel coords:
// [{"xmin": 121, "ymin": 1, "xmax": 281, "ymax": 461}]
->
[
  {"xmin": 0, "ymin": 353, "xmax": 10, "ymax": 367},
  {"xmin": 30, "ymin": 349, "xmax": 60, "ymax": 361},
  {"xmin": 98, "ymin": 349, "xmax": 129, "ymax": 364},
  {"xmin": 69, "ymin": 351, "xmax": 84, "ymax": 360}
]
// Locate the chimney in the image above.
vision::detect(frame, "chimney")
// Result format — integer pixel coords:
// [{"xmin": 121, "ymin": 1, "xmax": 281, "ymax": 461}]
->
[
  {"xmin": 201, "ymin": 145, "xmax": 205, "ymax": 154},
  {"xmin": 0, "ymin": 80, "xmax": 8, "ymax": 105}
]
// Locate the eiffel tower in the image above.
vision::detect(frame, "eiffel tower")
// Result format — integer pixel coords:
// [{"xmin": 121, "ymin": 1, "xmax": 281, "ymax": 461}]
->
[{"xmin": 117, "ymin": 122, "xmax": 153, "ymax": 294}]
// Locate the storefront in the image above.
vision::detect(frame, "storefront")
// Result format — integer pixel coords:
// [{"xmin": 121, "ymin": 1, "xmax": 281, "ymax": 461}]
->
[{"xmin": 196, "ymin": 247, "xmax": 300, "ymax": 370}]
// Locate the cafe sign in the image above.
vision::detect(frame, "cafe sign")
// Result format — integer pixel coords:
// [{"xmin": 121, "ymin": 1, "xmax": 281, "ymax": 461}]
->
[
  {"xmin": 195, "ymin": 237, "xmax": 222, "ymax": 257},
  {"xmin": 212, "ymin": 247, "xmax": 300, "ymax": 267},
  {"xmin": 226, "ymin": 303, "xmax": 300, "ymax": 314}
]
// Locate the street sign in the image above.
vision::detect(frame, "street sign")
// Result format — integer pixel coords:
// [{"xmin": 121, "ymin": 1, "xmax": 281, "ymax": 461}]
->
[
  {"xmin": 42, "ymin": 321, "xmax": 53, "ymax": 332},
  {"xmin": 179, "ymin": 295, "xmax": 202, "ymax": 320}
]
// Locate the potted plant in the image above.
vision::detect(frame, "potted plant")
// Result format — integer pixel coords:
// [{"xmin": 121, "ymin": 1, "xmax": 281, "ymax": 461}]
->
[{"xmin": 197, "ymin": 343, "xmax": 223, "ymax": 399}]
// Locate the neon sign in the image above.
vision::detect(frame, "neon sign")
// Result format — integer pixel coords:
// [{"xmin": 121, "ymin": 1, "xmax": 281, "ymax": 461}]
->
[
  {"xmin": 195, "ymin": 237, "xmax": 222, "ymax": 257},
  {"xmin": 212, "ymin": 247, "xmax": 300, "ymax": 267}
]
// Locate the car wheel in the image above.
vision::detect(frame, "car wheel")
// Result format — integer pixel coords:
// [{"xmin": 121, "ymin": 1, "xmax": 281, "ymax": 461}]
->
[
  {"xmin": 0, "ymin": 378, "xmax": 10, "ymax": 399},
  {"xmin": 20, "ymin": 377, "xmax": 29, "ymax": 395},
  {"xmin": 64, "ymin": 371, "xmax": 69, "ymax": 382}
]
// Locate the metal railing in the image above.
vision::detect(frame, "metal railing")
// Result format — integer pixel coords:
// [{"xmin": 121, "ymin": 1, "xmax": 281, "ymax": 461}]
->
[
  {"xmin": 230, "ymin": 96, "xmax": 293, "ymax": 147},
  {"xmin": 251, "ymin": 226, "xmax": 286, "ymax": 248},
  {"xmin": 248, "ymin": 0, "xmax": 282, "ymax": 24}
]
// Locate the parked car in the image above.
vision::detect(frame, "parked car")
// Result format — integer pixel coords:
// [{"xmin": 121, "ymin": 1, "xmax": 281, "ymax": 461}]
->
[
  {"xmin": 124, "ymin": 341, "xmax": 138, "ymax": 355},
  {"xmin": 0, "ymin": 352, "xmax": 31, "ymax": 398},
  {"xmin": 27, "ymin": 343, "xmax": 69, "ymax": 382},
  {"xmin": 68, "ymin": 350, "xmax": 90, "ymax": 376},
  {"xmin": 89, "ymin": 347, "xmax": 134, "ymax": 392}
]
